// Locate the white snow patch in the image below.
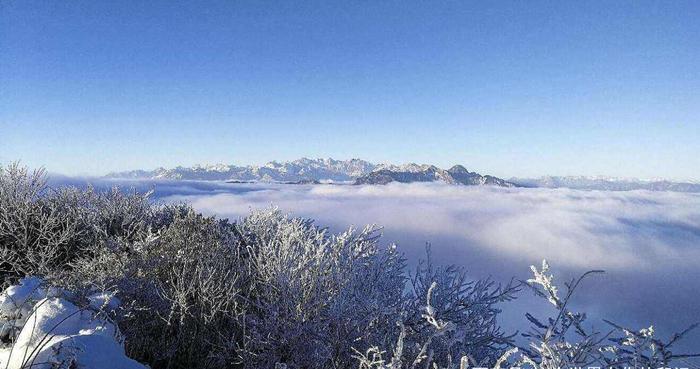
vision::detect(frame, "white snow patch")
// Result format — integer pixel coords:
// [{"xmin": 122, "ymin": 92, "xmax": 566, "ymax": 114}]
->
[{"xmin": 0, "ymin": 278, "xmax": 146, "ymax": 369}]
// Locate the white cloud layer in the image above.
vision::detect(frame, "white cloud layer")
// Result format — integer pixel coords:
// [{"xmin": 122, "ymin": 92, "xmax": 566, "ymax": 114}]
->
[
  {"xmin": 157, "ymin": 182, "xmax": 700, "ymax": 351},
  {"xmin": 163, "ymin": 183, "xmax": 700, "ymax": 271},
  {"xmin": 58, "ymin": 179, "xmax": 696, "ymax": 352}
]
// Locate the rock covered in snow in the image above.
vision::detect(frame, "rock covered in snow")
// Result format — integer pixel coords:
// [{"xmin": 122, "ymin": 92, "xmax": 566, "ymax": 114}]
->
[{"xmin": 0, "ymin": 277, "xmax": 146, "ymax": 369}]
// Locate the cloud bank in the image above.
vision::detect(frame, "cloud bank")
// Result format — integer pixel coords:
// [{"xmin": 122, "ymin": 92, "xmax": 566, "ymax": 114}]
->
[
  {"xmin": 55, "ymin": 178, "xmax": 700, "ymax": 351},
  {"xmin": 162, "ymin": 183, "xmax": 700, "ymax": 271},
  {"xmin": 159, "ymin": 182, "xmax": 700, "ymax": 352}
]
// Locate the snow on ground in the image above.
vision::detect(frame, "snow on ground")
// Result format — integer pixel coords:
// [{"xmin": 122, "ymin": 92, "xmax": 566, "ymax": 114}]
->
[{"xmin": 0, "ymin": 277, "xmax": 145, "ymax": 369}]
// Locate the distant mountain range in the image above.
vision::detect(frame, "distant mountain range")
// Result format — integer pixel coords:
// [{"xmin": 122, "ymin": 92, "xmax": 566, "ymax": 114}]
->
[
  {"xmin": 106, "ymin": 158, "xmax": 373, "ymax": 182},
  {"xmin": 105, "ymin": 158, "xmax": 515, "ymax": 187},
  {"xmin": 510, "ymin": 176, "xmax": 700, "ymax": 192},
  {"xmin": 105, "ymin": 158, "xmax": 700, "ymax": 192}
]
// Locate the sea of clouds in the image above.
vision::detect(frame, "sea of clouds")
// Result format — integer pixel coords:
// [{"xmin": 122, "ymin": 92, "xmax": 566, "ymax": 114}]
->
[
  {"xmin": 162, "ymin": 183, "xmax": 700, "ymax": 270},
  {"xmin": 51, "ymin": 178, "xmax": 700, "ymax": 353}
]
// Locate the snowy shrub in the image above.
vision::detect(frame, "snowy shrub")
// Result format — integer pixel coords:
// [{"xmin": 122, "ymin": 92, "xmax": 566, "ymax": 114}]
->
[
  {"xmin": 355, "ymin": 260, "xmax": 698, "ymax": 369},
  {"xmin": 401, "ymin": 248, "xmax": 518, "ymax": 367},
  {"xmin": 502, "ymin": 260, "xmax": 699, "ymax": 369},
  {"xmin": 354, "ymin": 270, "xmax": 517, "ymax": 369},
  {"xmin": 354, "ymin": 280, "xmax": 466, "ymax": 369},
  {"xmin": 0, "ymin": 164, "xmax": 86, "ymax": 278},
  {"xmin": 0, "ymin": 163, "xmax": 176, "ymax": 280},
  {"xmin": 236, "ymin": 209, "xmax": 406, "ymax": 368},
  {"xmin": 57, "ymin": 209, "xmax": 246, "ymax": 368},
  {"xmin": 128, "ymin": 210, "xmax": 245, "ymax": 368}
]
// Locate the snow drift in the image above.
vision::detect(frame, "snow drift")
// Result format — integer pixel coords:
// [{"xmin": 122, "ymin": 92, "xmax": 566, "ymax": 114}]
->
[{"xmin": 0, "ymin": 277, "xmax": 145, "ymax": 369}]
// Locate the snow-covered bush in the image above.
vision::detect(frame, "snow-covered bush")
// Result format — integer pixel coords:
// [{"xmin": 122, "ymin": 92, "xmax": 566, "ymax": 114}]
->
[
  {"xmin": 0, "ymin": 163, "xmax": 176, "ymax": 280},
  {"xmin": 353, "ymin": 247, "xmax": 519, "ymax": 369},
  {"xmin": 355, "ymin": 280, "xmax": 486, "ymax": 369},
  {"xmin": 57, "ymin": 209, "xmax": 245, "ymax": 368},
  {"xmin": 503, "ymin": 260, "xmax": 699, "ymax": 369},
  {"xmin": 401, "ymin": 248, "xmax": 518, "ymax": 367},
  {"xmin": 355, "ymin": 260, "xmax": 698, "ymax": 369},
  {"xmin": 0, "ymin": 164, "xmax": 86, "ymax": 278},
  {"xmin": 0, "ymin": 277, "xmax": 145, "ymax": 369},
  {"xmin": 236, "ymin": 209, "xmax": 406, "ymax": 368},
  {"xmin": 129, "ymin": 210, "xmax": 245, "ymax": 368}
]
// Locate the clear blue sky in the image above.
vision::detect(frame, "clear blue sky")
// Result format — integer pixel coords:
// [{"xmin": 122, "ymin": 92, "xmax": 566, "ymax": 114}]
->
[{"xmin": 1, "ymin": 1, "xmax": 698, "ymax": 179}]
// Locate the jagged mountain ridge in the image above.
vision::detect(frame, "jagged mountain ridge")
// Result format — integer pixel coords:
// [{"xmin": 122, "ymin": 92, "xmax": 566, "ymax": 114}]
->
[
  {"xmin": 104, "ymin": 160, "xmax": 700, "ymax": 191},
  {"xmin": 106, "ymin": 158, "xmax": 514, "ymax": 187},
  {"xmin": 355, "ymin": 164, "xmax": 515, "ymax": 187},
  {"xmin": 510, "ymin": 176, "xmax": 700, "ymax": 192},
  {"xmin": 106, "ymin": 158, "xmax": 375, "ymax": 182}
]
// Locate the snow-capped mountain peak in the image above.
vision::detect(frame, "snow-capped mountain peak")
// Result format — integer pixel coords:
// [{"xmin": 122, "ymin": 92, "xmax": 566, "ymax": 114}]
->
[
  {"xmin": 105, "ymin": 158, "xmax": 515, "ymax": 187},
  {"xmin": 106, "ymin": 158, "xmax": 377, "ymax": 183}
]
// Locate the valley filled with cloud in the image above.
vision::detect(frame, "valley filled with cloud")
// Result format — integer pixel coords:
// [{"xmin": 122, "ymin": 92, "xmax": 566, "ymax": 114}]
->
[
  {"xmin": 144, "ymin": 181, "xmax": 700, "ymax": 350},
  {"xmin": 48, "ymin": 177, "xmax": 700, "ymax": 352}
]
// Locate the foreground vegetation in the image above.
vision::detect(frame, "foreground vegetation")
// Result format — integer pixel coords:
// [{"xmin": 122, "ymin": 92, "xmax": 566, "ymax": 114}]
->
[{"xmin": 0, "ymin": 163, "xmax": 696, "ymax": 369}]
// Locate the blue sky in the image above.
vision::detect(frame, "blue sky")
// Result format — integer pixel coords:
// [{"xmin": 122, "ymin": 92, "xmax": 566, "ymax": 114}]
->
[{"xmin": 1, "ymin": 1, "xmax": 698, "ymax": 179}]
